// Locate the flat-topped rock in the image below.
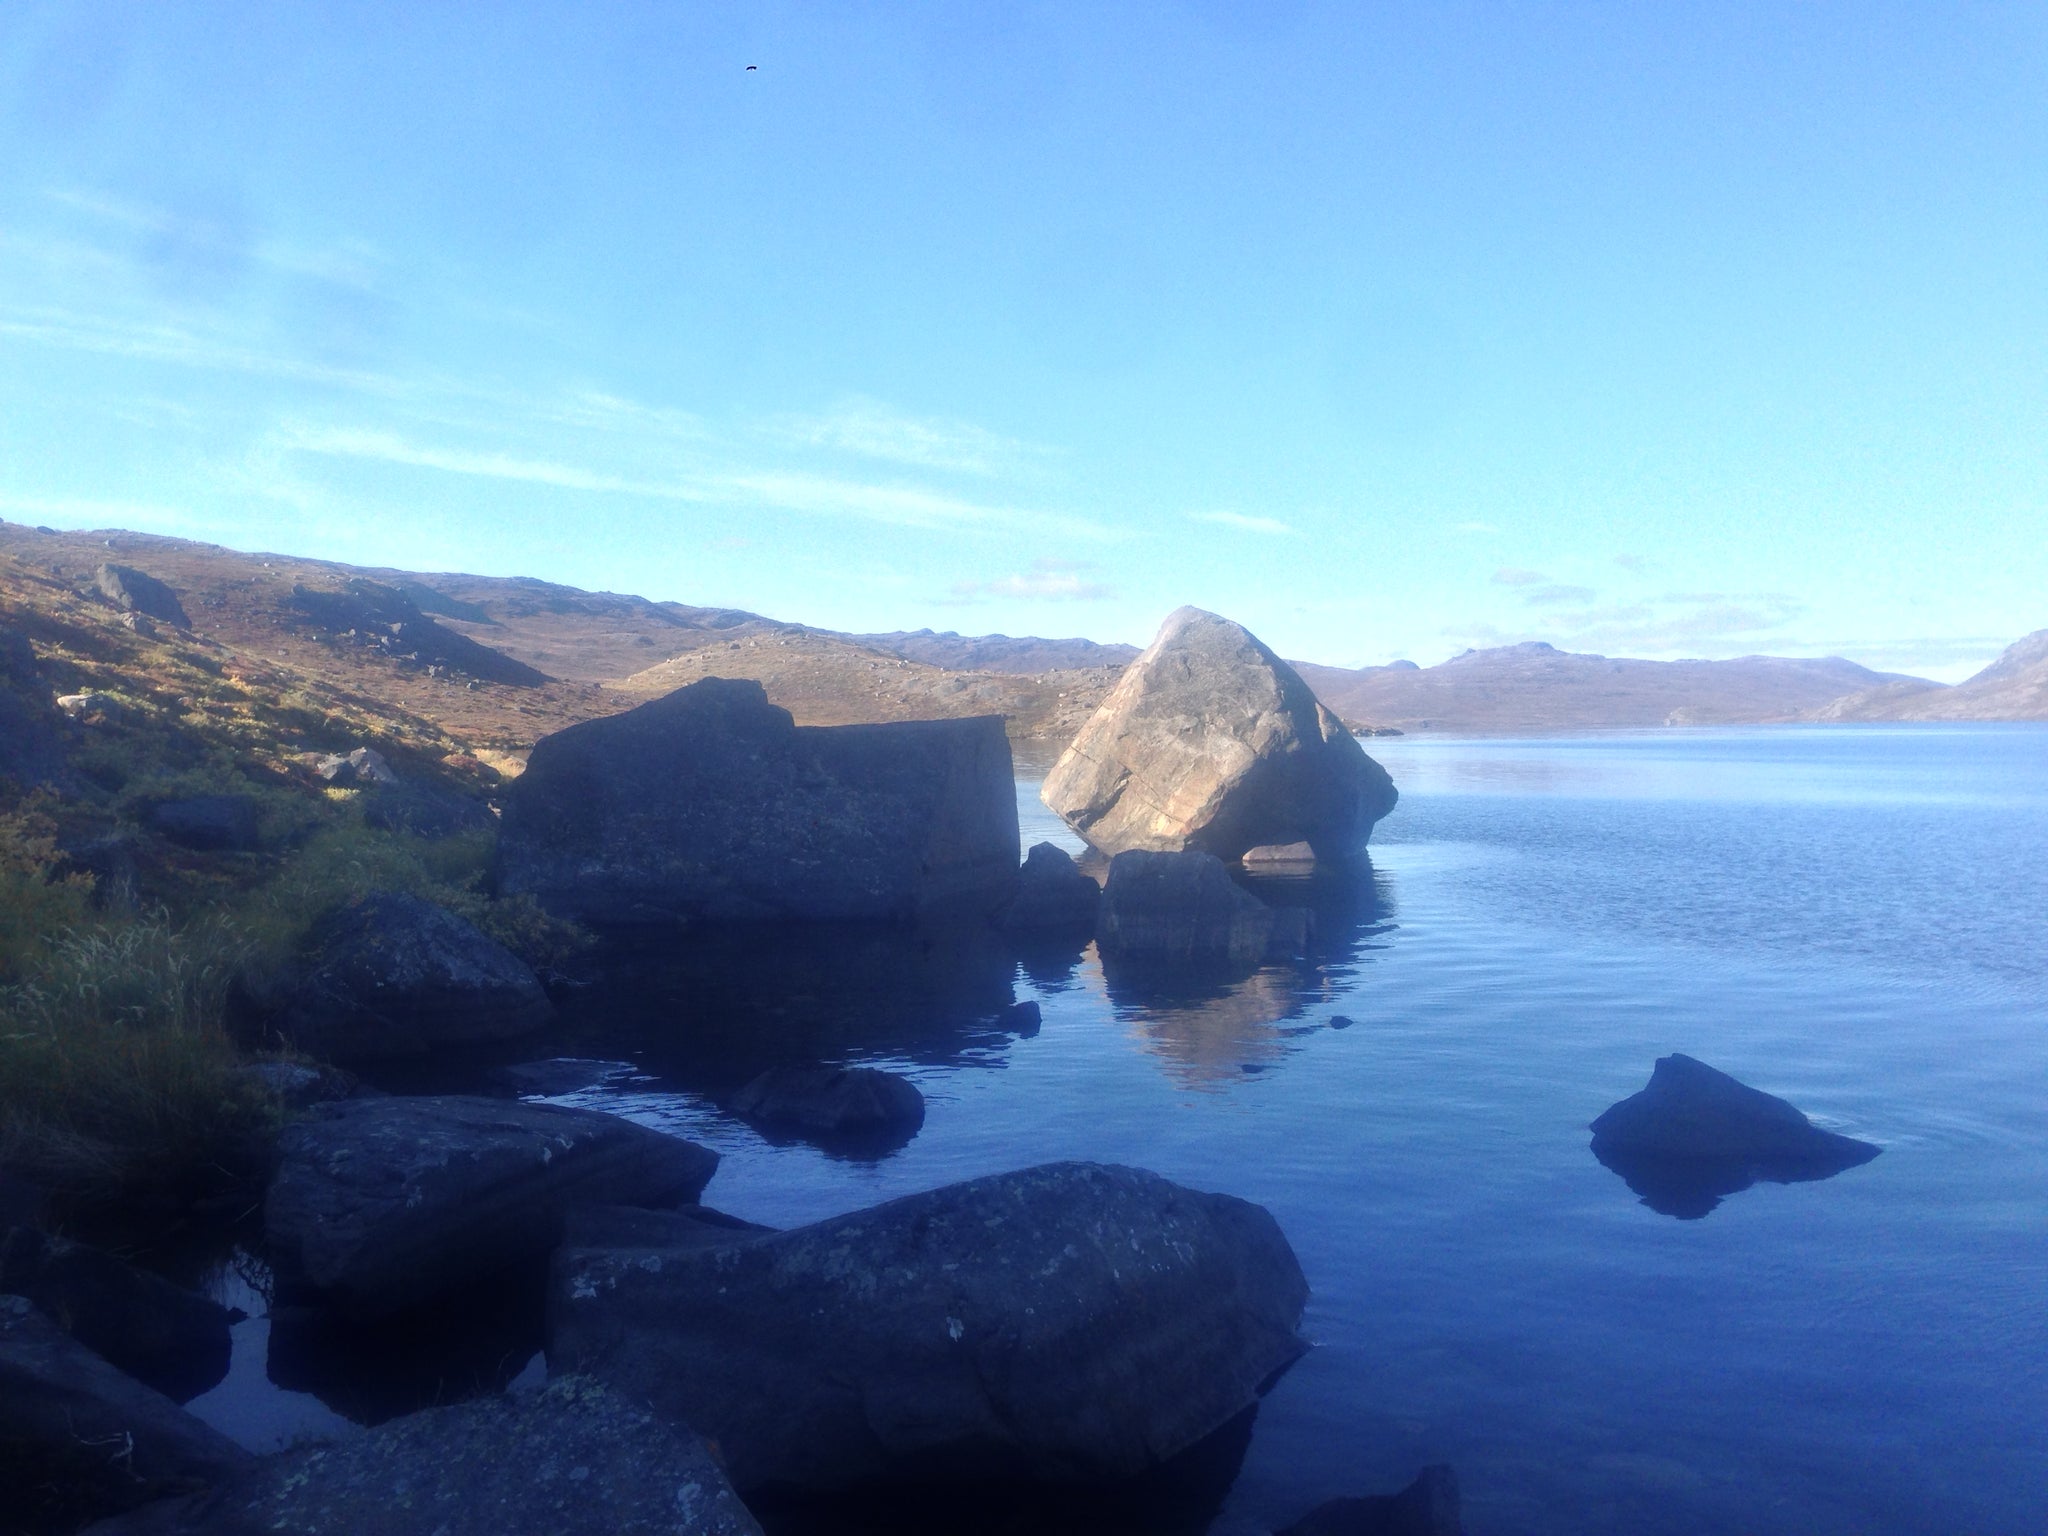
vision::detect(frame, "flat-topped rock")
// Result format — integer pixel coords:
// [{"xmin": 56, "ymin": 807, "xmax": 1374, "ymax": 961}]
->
[
  {"xmin": 266, "ymin": 1095, "xmax": 717, "ymax": 1320},
  {"xmin": 549, "ymin": 1160, "xmax": 1308, "ymax": 1492},
  {"xmin": 1042, "ymin": 607, "xmax": 1396, "ymax": 862},
  {"xmin": 498, "ymin": 677, "xmax": 1020, "ymax": 926}
]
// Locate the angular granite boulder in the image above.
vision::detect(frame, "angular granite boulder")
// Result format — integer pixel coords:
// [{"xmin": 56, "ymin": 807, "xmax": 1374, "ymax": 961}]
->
[
  {"xmin": 277, "ymin": 892, "xmax": 554, "ymax": 1062},
  {"xmin": 266, "ymin": 1095, "xmax": 718, "ymax": 1320},
  {"xmin": 1, "ymin": 1295, "xmax": 252, "ymax": 1530},
  {"xmin": 94, "ymin": 564, "xmax": 191, "ymax": 629},
  {"xmin": 548, "ymin": 1161, "xmax": 1309, "ymax": 1492},
  {"xmin": 498, "ymin": 677, "xmax": 1020, "ymax": 927},
  {"xmin": 77, "ymin": 1376, "xmax": 763, "ymax": 1536},
  {"xmin": 1042, "ymin": 607, "xmax": 1396, "ymax": 862}
]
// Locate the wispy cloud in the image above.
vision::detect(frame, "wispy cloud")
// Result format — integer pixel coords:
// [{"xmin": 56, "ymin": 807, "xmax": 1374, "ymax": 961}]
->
[
  {"xmin": 46, "ymin": 187, "xmax": 386, "ymax": 293},
  {"xmin": 1523, "ymin": 583, "xmax": 1598, "ymax": 606},
  {"xmin": 948, "ymin": 558, "xmax": 1114, "ymax": 602},
  {"xmin": 1453, "ymin": 520, "xmax": 1498, "ymax": 534},
  {"xmin": 1447, "ymin": 589, "xmax": 1811, "ymax": 658},
  {"xmin": 1190, "ymin": 510, "xmax": 1295, "ymax": 535},
  {"xmin": 771, "ymin": 396, "xmax": 1036, "ymax": 476},
  {"xmin": 1491, "ymin": 566, "xmax": 1547, "ymax": 586}
]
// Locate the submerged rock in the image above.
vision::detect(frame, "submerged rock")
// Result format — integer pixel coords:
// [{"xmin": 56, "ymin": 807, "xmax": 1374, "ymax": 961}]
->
[
  {"xmin": 1097, "ymin": 849, "xmax": 1292, "ymax": 969},
  {"xmin": 1042, "ymin": 607, "xmax": 1396, "ymax": 862},
  {"xmin": 548, "ymin": 1160, "xmax": 1309, "ymax": 1492},
  {"xmin": 266, "ymin": 1095, "xmax": 718, "ymax": 1320},
  {"xmin": 497, "ymin": 677, "xmax": 1020, "ymax": 927},
  {"xmin": 1277, "ymin": 1464, "xmax": 1463, "ymax": 1536},
  {"xmin": 277, "ymin": 891, "xmax": 554, "ymax": 1062},
  {"xmin": 0, "ymin": 1228, "xmax": 234, "ymax": 1403},
  {"xmin": 490, "ymin": 1057, "xmax": 637, "ymax": 1097},
  {"xmin": 996, "ymin": 841, "xmax": 1102, "ymax": 933},
  {"xmin": 729, "ymin": 1064, "xmax": 925, "ymax": 1148},
  {"xmin": 0, "ymin": 1295, "xmax": 252, "ymax": 1530},
  {"xmin": 79, "ymin": 1376, "xmax": 763, "ymax": 1536},
  {"xmin": 94, "ymin": 564, "xmax": 191, "ymax": 628},
  {"xmin": 1590, "ymin": 1054, "xmax": 1881, "ymax": 1219}
]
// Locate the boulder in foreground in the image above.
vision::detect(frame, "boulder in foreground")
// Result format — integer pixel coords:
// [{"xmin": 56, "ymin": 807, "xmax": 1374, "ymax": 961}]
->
[
  {"xmin": 1042, "ymin": 607, "xmax": 1396, "ymax": 862},
  {"xmin": 79, "ymin": 1377, "xmax": 763, "ymax": 1536},
  {"xmin": 1, "ymin": 1295, "xmax": 252, "ymax": 1531},
  {"xmin": 1590, "ymin": 1054, "xmax": 1880, "ymax": 1219},
  {"xmin": 996, "ymin": 841, "xmax": 1102, "ymax": 933},
  {"xmin": 266, "ymin": 1095, "xmax": 717, "ymax": 1320},
  {"xmin": 498, "ymin": 677, "xmax": 1020, "ymax": 926},
  {"xmin": 277, "ymin": 892, "xmax": 554, "ymax": 1062},
  {"xmin": 549, "ymin": 1160, "xmax": 1308, "ymax": 1492}
]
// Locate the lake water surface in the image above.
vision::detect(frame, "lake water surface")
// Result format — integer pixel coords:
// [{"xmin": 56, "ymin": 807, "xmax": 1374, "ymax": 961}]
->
[{"xmin": 191, "ymin": 726, "xmax": 2048, "ymax": 1534}]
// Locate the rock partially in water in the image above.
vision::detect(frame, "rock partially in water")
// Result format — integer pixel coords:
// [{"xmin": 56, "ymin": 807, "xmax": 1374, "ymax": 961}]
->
[
  {"xmin": 490, "ymin": 1057, "xmax": 637, "ymax": 1097},
  {"xmin": 94, "ymin": 564, "xmax": 190, "ymax": 629},
  {"xmin": 996, "ymin": 841, "xmax": 1101, "ymax": 933},
  {"xmin": 1277, "ymin": 1464, "xmax": 1463, "ymax": 1536},
  {"xmin": 1590, "ymin": 1054, "xmax": 1881, "ymax": 1219},
  {"xmin": 277, "ymin": 891, "xmax": 554, "ymax": 1062},
  {"xmin": 266, "ymin": 1095, "xmax": 717, "ymax": 1320},
  {"xmin": 1042, "ymin": 607, "xmax": 1397, "ymax": 862},
  {"xmin": 1097, "ymin": 849, "xmax": 1289, "ymax": 969},
  {"xmin": 81, "ymin": 1376, "xmax": 763, "ymax": 1536},
  {"xmin": 146, "ymin": 795, "xmax": 261, "ymax": 852},
  {"xmin": 549, "ymin": 1160, "xmax": 1309, "ymax": 1493},
  {"xmin": 497, "ymin": 677, "xmax": 1020, "ymax": 927},
  {"xmin": 0, "ymin": 1295, "xmax": 252, "ymax": 1531},
  {"xmin": 0, "ymin": 1228, "xmax": 235, "ymax": 1404},
  {"xmin": 730, "ymin": 1064, "xmax": 925, "ymax": 1148}
]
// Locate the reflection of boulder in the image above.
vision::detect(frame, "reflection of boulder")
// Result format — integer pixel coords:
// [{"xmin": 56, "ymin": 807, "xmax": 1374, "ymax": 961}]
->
[
  {"xmin": 1042, "ymin": 607, "xmax": 1397, "ymax": 861},
  {"xmin": 1278, "ymin": 1464, "xmax": 1463, "ymax": 1536},
  {"xmin": 549, "ymin": 1162, "xmax": 1308, "ymax": 1493},
  {"xmin": 1100, "ymin": 961, "xmax": 1306, "ymax": 1087},
  {"xmin": 1097, "ymin": 849, "xmax": 1296, "ymax": 970},
  {"xmin": 1591, "ymin": 1054, "xmax": 1881, "ymax": 1219},
  {"xmin": 500, "ymin": 678, "xmax": 1020, "ymax": 927}
]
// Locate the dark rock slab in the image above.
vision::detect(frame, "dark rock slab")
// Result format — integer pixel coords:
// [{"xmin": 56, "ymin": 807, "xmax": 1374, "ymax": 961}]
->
[
  {"xmin": 361, "ymin": 783, "xmax": 493, "ymax": 836},
  {"xmin": 1097, "ymin": 849, "xmax": 1283, "ymax": 969},
  {"xmin": 1043, "ymin": 607, "xmax": 1397, "ymax": 862},
  {"xmin": 563, "ymin": 1203, "xmax": 775, "ymax": 1250},
  {"xmin": 95, "ymin": 564, "xmax": 190, "ymax": 628},
  {"xmin": 1277, "ymin": 1464, "xmax": 1463, "ymax": 1536},
  {"xmin": 497, "ymin": 677, "xmax": 1020, "ymax": 927},
  {"xmin": 1590, "ymin": 1054, "xmax": 1881, "ymax": 1219},
  {"xmin": 549, "ymin": 1160, "xmax": 1308, "ymax": 1492},
  {"xmin": 729, "ymin": 1064, "xmax": 925, "ymax": 1146},
  {"xmin": 78, "ymin": 1376, "xmax": 763, "ymax": 1536},
  {"xmin": 266, "ymin": 1095, "xmax": 718, "ymax": 1320},
  {"xmin": 996, "ymin": 841, "xmax": 1101, "ymax": 933},
  {"xmin": 0, "ymin": 1228, "xmax": 234, "ymax": 1403},
  {"xmin": 146, "ymin": 795, "xmax": 260, "ymax": 852},
  {"xmin": 0, "ymin": 623, "xmax": 66, "ymax": 786},
  {"xmin": 0, "ymin": 1294, "xmax": 253, "ymax": 1531},
  {"xmin": 278, "ymin": 891, "xmax": 554, "ymax": 1062}
]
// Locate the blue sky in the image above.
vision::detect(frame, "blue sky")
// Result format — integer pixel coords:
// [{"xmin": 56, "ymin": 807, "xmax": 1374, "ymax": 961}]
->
[{"xmin": 2, "ymin": 3, "xmax": 2043, "ymax": 680}]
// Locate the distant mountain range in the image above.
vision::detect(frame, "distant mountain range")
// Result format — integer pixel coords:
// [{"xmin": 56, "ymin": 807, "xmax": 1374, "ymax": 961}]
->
[{"xmin": 1, "ymin": 523, "xmax": 2040, "ymax": 760}]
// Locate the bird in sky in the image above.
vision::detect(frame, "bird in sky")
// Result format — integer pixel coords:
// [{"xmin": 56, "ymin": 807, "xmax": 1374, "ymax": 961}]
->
[{"xmin": 745, "ymin": 64, "xmax": 757, "ymax": 71}]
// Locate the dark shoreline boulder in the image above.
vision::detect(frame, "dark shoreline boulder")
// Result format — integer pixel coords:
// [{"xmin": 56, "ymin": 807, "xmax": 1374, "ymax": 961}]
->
[
  {"xmin": 996, "ymin": 841, "xmax": 1101, "ymax": 934},
  {"xmin": 266, "ymin": 1095, "xmax": 718, "ymax": 1320},
  {"xmin": 498, "ymin": 677, "xmax": 1020, "ymax": 927},
  {"xmin": 1590, "ymin": 1054, "xmax": 1881, "ymax": 1219},
  {"xmin": 729, "ymin": 1064, "xmax": 926, "ymax": 1148},
  {"xmin": 277, "ymin": 892, "xmax": 554, "ymax": 1062},
  {"xmin": 548, "ymin": 1160, "xmax": 1309, "ymax": 1493},
  {"xmin": 1042, "ymin": 607, "xmax": 1396, "ymax": 863},
  {"xmin": 1097, "ymin": 849, "xmax": 1299, "ymax": 969}
]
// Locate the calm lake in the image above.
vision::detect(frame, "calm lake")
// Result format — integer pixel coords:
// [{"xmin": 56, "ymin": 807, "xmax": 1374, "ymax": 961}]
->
[{"xmin": 190, "ymin": 725, "xmax": 2048, "ymax": 1535}]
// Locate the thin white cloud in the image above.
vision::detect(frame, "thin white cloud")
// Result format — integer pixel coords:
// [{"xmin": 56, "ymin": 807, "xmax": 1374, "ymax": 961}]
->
[
  {"xmin": 949, "ymin": 559, "xmax": 1114, "ymax": 602},
  {"xmin": 771, "ymin": 396, "xmax": 1035, "ymax": 476},
  {"xmin": 1523, "ymin": 583, "xmax": 1598, "ymax": 606},
  {"xmin": 45, "ymin": 187, "xmax": 386, "ymax": 292},
  {"xmin": 1491, "ymin": 567, "xmax": 1547, "ymax": 586},
  {"xmin": 1190, "ymin": 510, "xmax": 1295, "ymax": 535}
]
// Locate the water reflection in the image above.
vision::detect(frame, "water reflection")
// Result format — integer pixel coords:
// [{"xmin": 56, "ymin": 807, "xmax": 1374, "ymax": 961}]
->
[{"xmin": 1592, "ymin": 1142, "xmax": 1882, "ymax": 1220}]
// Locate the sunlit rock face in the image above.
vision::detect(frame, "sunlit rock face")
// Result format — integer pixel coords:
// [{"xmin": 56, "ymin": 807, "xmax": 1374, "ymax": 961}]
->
[{"xmin": 1042, "ymin": 607, "xmax": 1396, "ymax": 863}]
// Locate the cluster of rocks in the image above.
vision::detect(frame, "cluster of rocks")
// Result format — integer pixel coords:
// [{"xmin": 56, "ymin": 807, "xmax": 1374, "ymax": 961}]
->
[{"xmin": 288, "ymin": 579, "xmax": 549, "ymax": 688}]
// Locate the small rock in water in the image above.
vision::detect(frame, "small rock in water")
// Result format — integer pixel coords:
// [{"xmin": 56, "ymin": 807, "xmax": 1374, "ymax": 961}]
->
[
  {"xmin": 729, "ymin": 1064, "xmax": 925, "ymax": 1144},
  {"xmin": 1328, "ymin": 1015, "xmax": 1356, "ymax": 1030},
  {"xmin": 1590, "ymin": 1053, "xmax": 1881, "ymax": 1219},
  {"xmin": 998, "ymin": 998, "xmax": 1043, "ymax": 1033},
  {"xmin": 1277, "ymin": 1463, "xmax": 1464, "ymax": 1535}
]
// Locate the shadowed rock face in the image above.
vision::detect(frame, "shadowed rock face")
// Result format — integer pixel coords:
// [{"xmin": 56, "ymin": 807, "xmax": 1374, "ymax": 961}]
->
[
  {"xmin": 1043, "ymin": 608, "xmax": 1395, "ymax": 862},
  {"xmin": 1590, "ymin": 1053, "xmax": 1881, "ymax": 1219},
  {"xmin": 95, "ymin": 564, "xmax": 191, "ymax": 628},
  {"xmin": 548, "ymin": 1161, "xmax": 1309, "ymax": 1493},
  {"xmin": 1097, "ymin": 849, "xmax": 1289, "ymax": 970},
  {"xmin": 265, "ymin": 1095, "xmax": 718, "ymax": 1320},
  {"xmin": 499, "ymin": 677, "xmax": 1021, "ymax": 927}
]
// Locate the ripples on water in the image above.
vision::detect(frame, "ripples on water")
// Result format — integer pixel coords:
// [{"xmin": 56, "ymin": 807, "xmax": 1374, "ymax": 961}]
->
[{"xmin": 189, "ymin": 727, "xmax": 2048, "ymax": 1535}]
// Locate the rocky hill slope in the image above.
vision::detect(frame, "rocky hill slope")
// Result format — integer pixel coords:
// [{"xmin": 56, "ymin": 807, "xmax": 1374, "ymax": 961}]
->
[{"xmin": 1812, "ymin": 629, "xmax": 2048, "ymax": 722}]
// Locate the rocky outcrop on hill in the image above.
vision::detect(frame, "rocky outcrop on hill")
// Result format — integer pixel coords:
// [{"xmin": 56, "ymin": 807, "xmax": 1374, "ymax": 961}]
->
[
  {"xmin": 1814, "ymin": 627, "xmax": 2048, "ymax": 722},
  {"xmin": 1590, "ymin": 1053, "xmax": 1881, "ymax": 1218},
  {"xmin": 277, "ymin": 892, "xmax": 554, "ymax": 1062},
  {"xmin": 1, "ymin": 1295, "xmax": 253, "ymax": 1530},
  {"xmin": 265, "ymin": 1095, "xmax": 718, "ymax": 1319},
  {"xmin": 1043, "ymin": 608, "xmax": 1395, "ymax": 862},
  {"xmin": 548, "ymin": 1161, "xmax": 1308, "ymax": 1492},
  {"xmin": 94, "ymin": 564, "xmax": 191, "ymax": 629},
  {"xmin": 498, "ymin": 677, "xmax": 1020, "ymax": 926},
  {"xmin": 1096, "ymin": 849, "xmax": 1301, "ymax": 969},
  {"xmin": 290, "ymin": 579, "xmax": 550, "ymax": 686}
]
